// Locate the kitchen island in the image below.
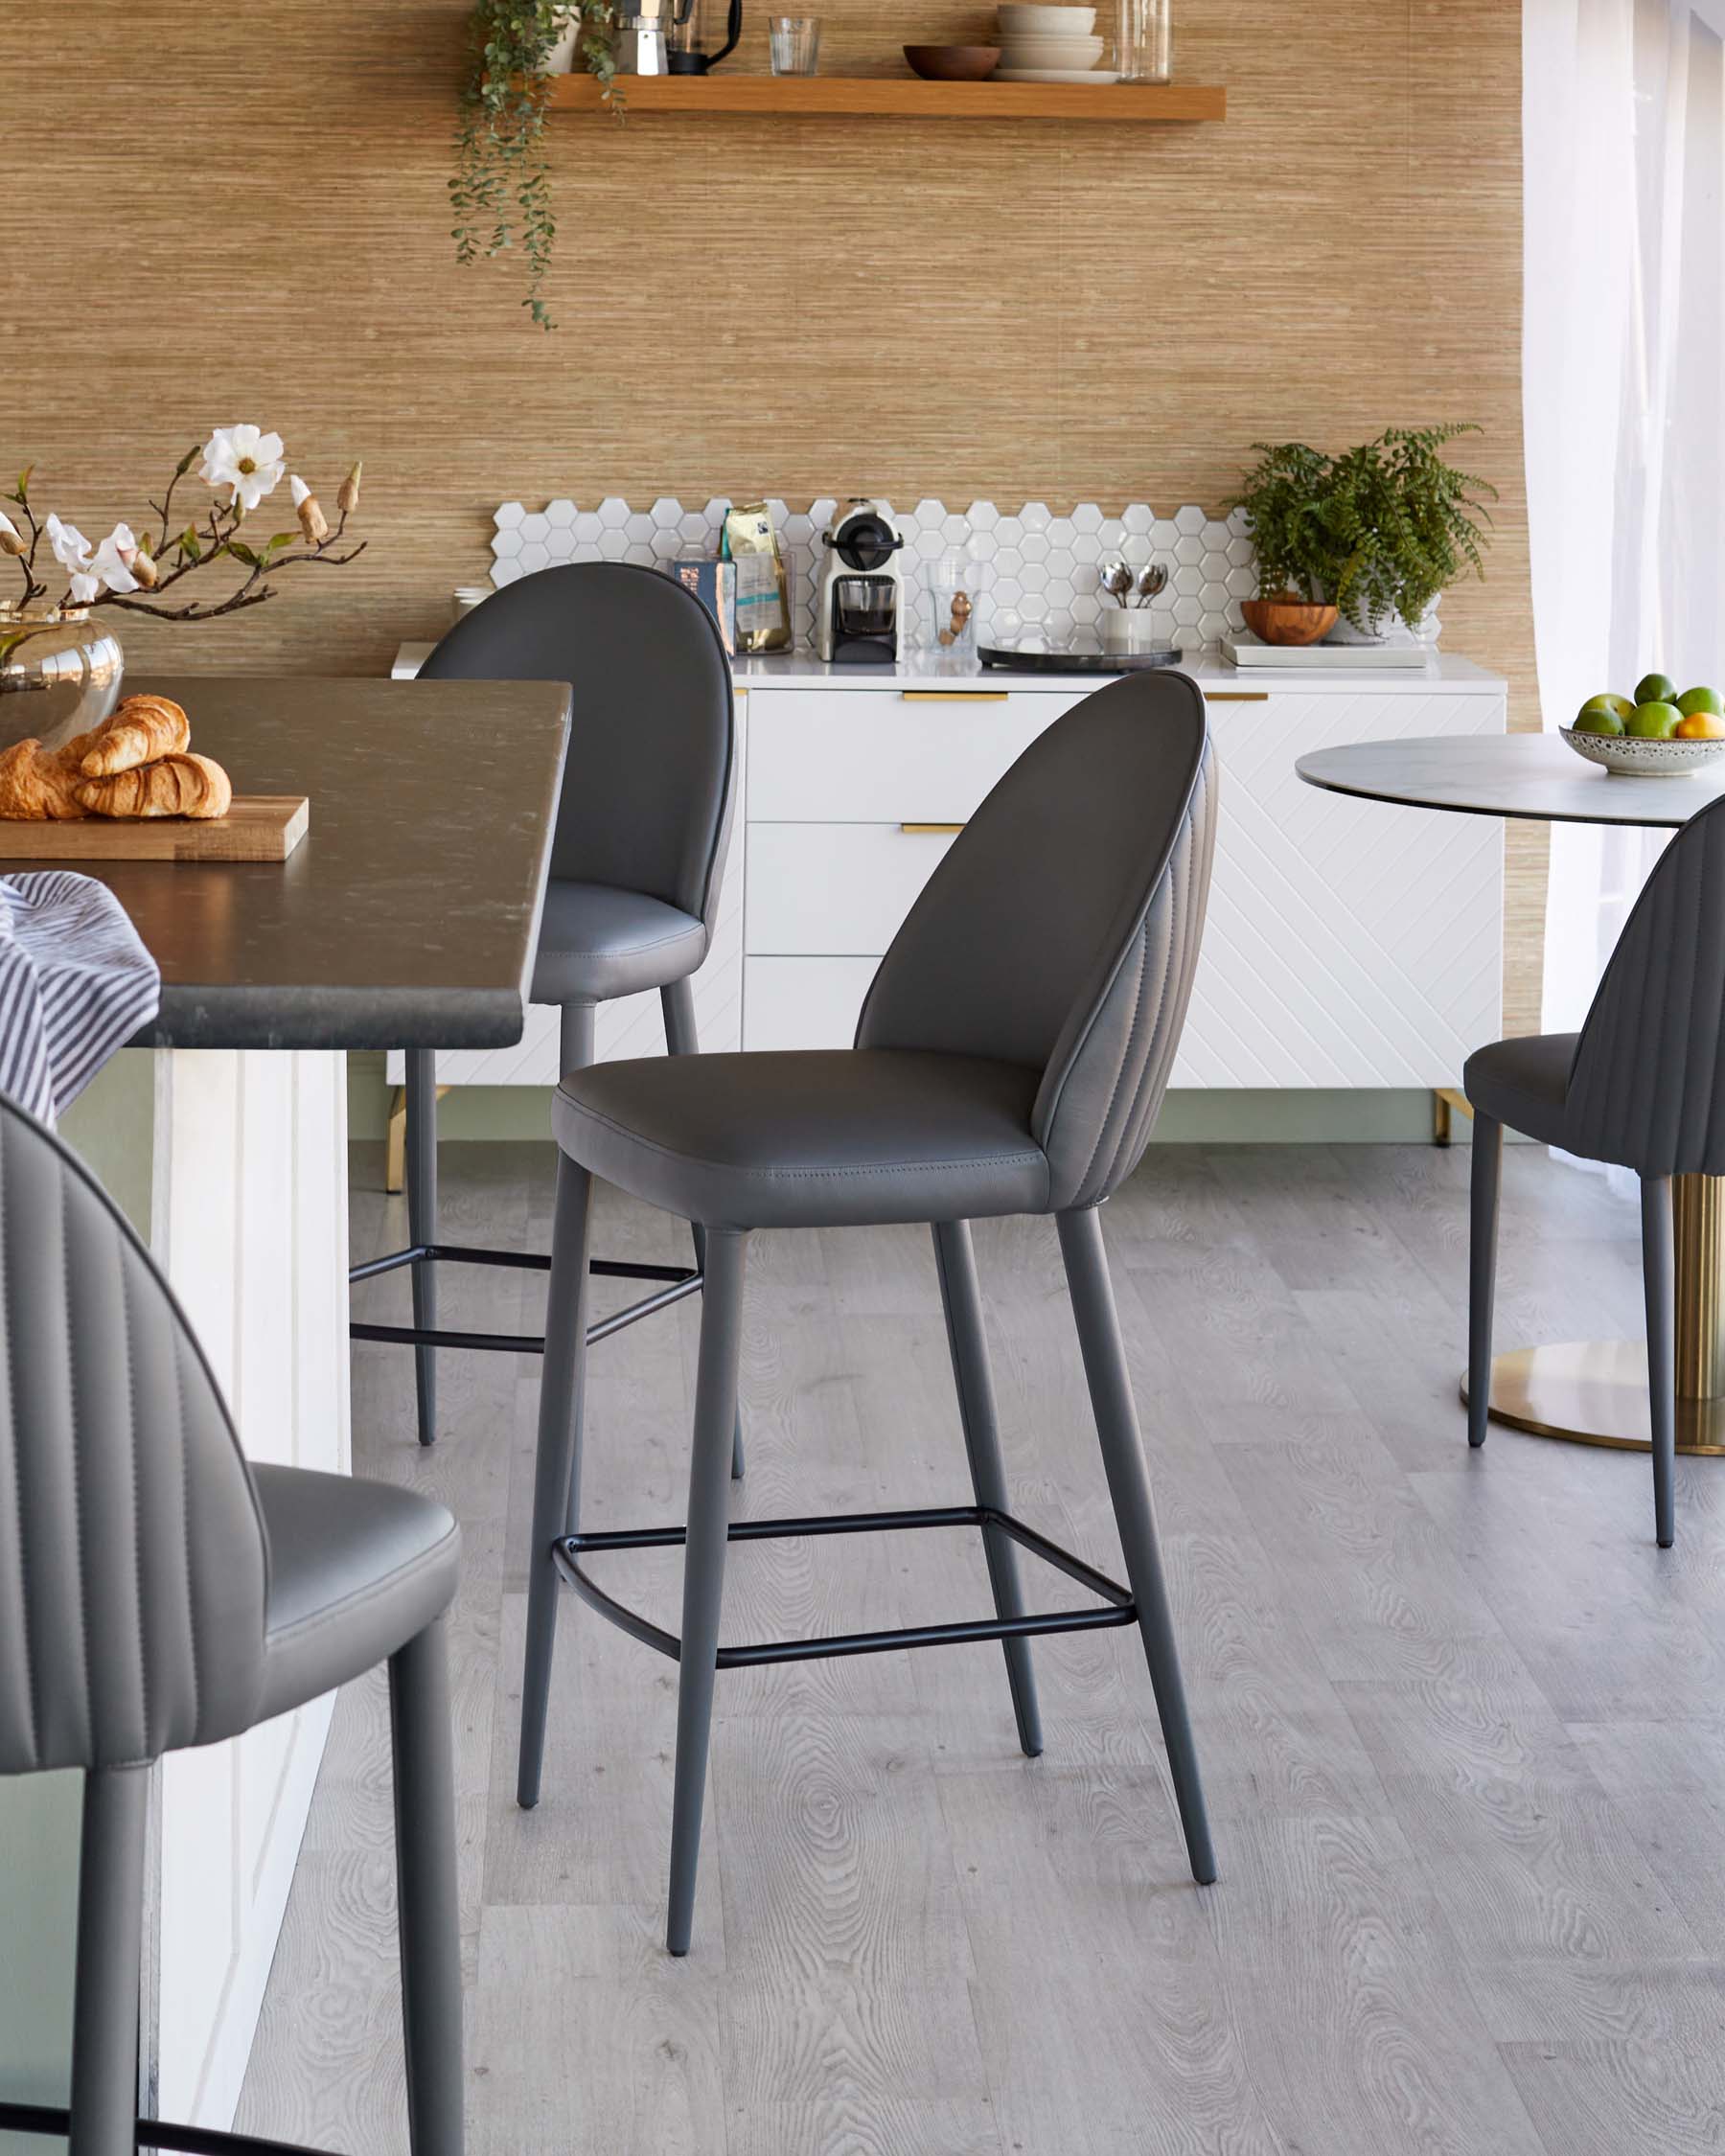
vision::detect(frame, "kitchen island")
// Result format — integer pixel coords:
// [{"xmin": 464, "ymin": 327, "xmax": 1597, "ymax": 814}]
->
[{"xmin": 0, "ymin": 677, "xmax": 569, "ymax": 2148}]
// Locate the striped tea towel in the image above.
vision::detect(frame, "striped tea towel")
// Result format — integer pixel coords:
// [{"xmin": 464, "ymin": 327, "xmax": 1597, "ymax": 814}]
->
[{"xmin": 0, "ymin": 870, "xmax": 161, "ymax": 1124}]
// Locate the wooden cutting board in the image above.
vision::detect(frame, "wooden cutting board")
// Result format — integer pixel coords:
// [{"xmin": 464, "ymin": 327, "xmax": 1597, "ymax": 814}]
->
[{"xmin": 0, "ymin": 794, "xmax": 309, "ymax": 861}]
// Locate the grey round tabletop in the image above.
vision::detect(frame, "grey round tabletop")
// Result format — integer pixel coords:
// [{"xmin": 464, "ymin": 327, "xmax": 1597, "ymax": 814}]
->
[{"xmin": 1296, "ymin": 730, "xmax": 1725, "ymax": 829}]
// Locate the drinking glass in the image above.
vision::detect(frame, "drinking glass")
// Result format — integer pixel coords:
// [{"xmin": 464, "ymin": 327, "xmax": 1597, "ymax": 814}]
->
[
  {"xmin": 1116, "ymin": 0, "xmax": 1171, "ymax": 81},
  {"xmin": 770, "ymin": 16, "xmax": 821, "ymax": 73}
]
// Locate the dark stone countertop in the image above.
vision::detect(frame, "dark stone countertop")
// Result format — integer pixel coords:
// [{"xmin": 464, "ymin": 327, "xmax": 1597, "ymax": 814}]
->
[{"xmin": 0, "ymin": 677, "xmax": 571, "ymax": 1050}]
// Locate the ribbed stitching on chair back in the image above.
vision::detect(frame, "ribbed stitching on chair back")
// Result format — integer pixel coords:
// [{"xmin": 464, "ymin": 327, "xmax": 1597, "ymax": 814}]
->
[
  {"xmin": 856, "ymin": 672, "xmax": 1215, "ymax": 1208},
  {"xmin": 1034, "ymin": 730, "xmax": 1215, "ymax": 1206},
  {"xmin": 1567, "ymin": 797, "xmax": 1725, "ymax": 1175},
  {"xmin": 0, "ymin": 1096, "xmax": 268, "ymax": 1775},
  {"xmin": 420, "ymin": 562, "xmax": 737, "ymax": 929}
]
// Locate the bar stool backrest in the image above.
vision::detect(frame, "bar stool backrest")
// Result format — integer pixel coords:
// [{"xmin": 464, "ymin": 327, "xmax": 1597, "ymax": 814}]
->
[
  {"xmin": 856, "ymin": 671, "xmax": 1216, "ymax": 1210},
  {"xmin": 0, "ymin": 1096, "xmax": 268, "ymax": 1776},
  {"xmin": 1567, "ymin": 791, "xmax": 1725, "ymax": 1176},
  {"xmin": 421, "ymin": 562, "xmax": 737, "ymax": 929}
]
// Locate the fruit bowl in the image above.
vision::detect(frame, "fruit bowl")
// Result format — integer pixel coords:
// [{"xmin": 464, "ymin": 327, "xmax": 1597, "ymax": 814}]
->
[{"xmin": 1560, "ymin": 726, "xmax": 1725, "ymax": 777}]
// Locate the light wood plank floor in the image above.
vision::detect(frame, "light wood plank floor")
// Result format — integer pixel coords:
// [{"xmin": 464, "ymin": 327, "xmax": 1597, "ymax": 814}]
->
[{"xmin": 238, "ymin": 1139, "xmax": 1725, "ymax": 2156}]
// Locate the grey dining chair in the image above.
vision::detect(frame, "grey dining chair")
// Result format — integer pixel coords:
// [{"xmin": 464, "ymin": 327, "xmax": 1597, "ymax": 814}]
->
[
  {"xmin": 352, "ymin": 562, "xmax": 742, "ymax": 1477},
  {"xmin": 517, "ymin": 669, "xmax": 1220, "ymax": 1955},
  {"xmin": 0, "ymin": 1093, "xmax": 464, "ymax": 2156},
  {"xmin": 1463, "ymin": 791, "xmax": 1725, "ymax": 1548}
]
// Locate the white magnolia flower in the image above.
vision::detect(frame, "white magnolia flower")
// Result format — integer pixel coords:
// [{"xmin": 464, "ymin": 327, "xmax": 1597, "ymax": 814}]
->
[
  {"xmin": 45, "ymin": 512, "xmax": 93, "ymax": 575},
  {"xmin": 66, "ymin": 570, "xmax": 102, "ymax": 606},
  {"xmin": 199, "ymin": 424, "xmax": 286, "ymax": 514},
  {"xmin": 89, "ymin": 523, "xmax": 140, "ymax": 596},
  {"xmin": 0, "ymin": 509, "xmax": 24, "ymax": 558}
]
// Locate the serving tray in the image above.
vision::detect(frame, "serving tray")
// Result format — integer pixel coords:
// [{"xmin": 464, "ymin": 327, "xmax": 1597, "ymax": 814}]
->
[
  {"xmin": 978, "ymin": 643, "xmax": 1184, "ymax": 673},
  {"xmin": 0, "ymin": 795, "xmax": 310, "ymax": 861}
]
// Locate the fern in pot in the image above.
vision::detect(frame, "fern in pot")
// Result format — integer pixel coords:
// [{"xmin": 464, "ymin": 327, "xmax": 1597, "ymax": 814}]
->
[{"xmin": 1232, "ymin": 424, "xmax": 1495, "ymax": 647}]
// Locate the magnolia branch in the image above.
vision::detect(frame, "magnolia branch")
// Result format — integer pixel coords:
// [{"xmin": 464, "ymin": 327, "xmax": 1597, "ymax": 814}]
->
[{"xmin": 102, "ymin": 538, "xmax": 367, "ymax": 623}]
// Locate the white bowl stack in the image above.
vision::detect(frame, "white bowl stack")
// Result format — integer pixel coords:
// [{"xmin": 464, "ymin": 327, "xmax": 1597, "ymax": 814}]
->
[{"xmin": 996, "ymin": 3, "xmax": 1112, "ymax": 80}]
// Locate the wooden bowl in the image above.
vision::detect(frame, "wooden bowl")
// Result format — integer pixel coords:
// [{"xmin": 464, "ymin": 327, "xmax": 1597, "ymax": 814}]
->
[
  {"xmin": 904, "ymin": 43, "xmax": 1001, "ymax": 80},
  {"xmin": 1242, "ymin": 597, "xmax": 1339, "ymax": 647}
]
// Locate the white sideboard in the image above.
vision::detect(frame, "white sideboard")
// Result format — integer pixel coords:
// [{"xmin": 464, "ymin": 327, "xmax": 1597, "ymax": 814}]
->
[{"xmin": 390, "ymin": 648, "xmax": 1506, "ymax": 1090}]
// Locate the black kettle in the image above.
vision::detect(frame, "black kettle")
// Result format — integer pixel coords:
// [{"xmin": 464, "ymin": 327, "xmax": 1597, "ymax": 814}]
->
[{"xmin": 666, "ymin": 0, "xmax": 742, "ymax": 71}]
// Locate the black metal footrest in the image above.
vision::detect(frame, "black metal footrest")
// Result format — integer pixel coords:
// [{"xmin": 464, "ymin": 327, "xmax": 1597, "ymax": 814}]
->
[
  {"xmin": 554, "ymin": 1502, "xmax": 1137, "ymax": 1667},
  {"xmin": 0, "ymin": 2100, "xmax": 331, "ymax": 2156},
  {"xmin": 347, "ymin": 1243, "xmax": 700, "ymax": 1356}
]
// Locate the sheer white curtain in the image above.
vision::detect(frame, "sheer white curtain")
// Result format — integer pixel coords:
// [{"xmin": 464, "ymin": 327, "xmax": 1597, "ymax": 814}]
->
[{"xmin": 1525, "ymin": 0, "xmax": 1725, "ymax": 1038}]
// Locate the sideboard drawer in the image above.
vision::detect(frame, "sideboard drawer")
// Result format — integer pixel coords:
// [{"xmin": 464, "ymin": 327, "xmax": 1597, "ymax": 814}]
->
[
  {"xmin": 748, "ymin": 689, "xmax": 1081, "ymax": 822},
  {"xmin": 746, "ymin": 821, "xmax": 958, "ymax": 953},
  {"xmin": 744, "ymin": 956, "xmax": 878, "ymax": 1049}
]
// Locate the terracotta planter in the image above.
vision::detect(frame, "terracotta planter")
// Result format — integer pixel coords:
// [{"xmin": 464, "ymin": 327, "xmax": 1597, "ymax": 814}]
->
[{"xmin": 1242, "ymin": 596, "xmax": 1338, "ymax": 647}]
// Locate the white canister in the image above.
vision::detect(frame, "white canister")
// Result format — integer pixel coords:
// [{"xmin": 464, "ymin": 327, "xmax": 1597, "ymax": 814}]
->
[{"xmin": 1100, "ymin": 609, "xmax": 1166, "ymax": 654}]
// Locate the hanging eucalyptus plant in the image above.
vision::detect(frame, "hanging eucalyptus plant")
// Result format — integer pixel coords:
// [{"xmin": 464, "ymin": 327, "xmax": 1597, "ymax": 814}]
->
[{"xmin": 450, "ymin": 0, "xmax": 618, "ymax": 331}]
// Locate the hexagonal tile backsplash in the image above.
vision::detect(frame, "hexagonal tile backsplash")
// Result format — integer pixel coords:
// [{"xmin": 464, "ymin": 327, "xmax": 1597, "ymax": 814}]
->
[{"xmin": 490, "ymin": 497, "xmax": 1276, "ymax": 653}]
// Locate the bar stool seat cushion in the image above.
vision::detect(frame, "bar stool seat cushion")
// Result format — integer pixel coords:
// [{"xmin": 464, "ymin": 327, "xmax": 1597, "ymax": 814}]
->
[
  {"xmin": 530, "ymin": 880, "xmax": 708, "ymax": 1007},
  {"xmin": 1463, "ymin": 1030, "xmax": 1578, "ymax": 1148},
  {"xmin": 555, "ymin": 1047, "xmax": 1048, "ymax": 1230},
  {"xmin": 254, "ymin": 1464, "xmax": 462, "ymax": 1723}
]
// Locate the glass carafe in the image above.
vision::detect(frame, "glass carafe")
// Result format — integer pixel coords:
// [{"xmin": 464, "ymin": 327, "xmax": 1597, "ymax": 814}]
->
[
  {"xmin": 1116, "ymin": 0, "xmax": 1171, "ymax": 81},
  {"xmin": 667, "ymin": 0, "xmax": 743, "ymax": 72}
]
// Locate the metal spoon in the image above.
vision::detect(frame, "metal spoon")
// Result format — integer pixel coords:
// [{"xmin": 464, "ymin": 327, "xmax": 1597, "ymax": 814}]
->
[
  {"xmin": 1135, "ymin": 562, "xmax": 1168, "ymax": 608},
  {"xmin": 1100, "ymin": 562, "xmax": 1134, "ymax": 608}
]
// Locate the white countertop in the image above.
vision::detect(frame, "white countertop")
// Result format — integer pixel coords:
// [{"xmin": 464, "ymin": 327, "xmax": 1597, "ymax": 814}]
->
[{"xmin": 394, "ymin": 640, "xmax": 1504, "ymax": 695}]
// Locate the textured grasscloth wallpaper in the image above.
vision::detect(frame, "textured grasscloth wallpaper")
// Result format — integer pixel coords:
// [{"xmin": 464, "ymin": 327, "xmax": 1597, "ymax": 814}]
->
[{"xmin": 1, "ymin": 1, "xmax": 1542, "ymax": 1025}]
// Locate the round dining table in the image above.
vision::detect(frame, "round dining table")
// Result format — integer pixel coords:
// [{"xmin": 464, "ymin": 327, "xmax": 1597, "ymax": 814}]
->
[{"xmin": 1298, "ymin": 728, "xmax": 1725, "ymax": 1456}]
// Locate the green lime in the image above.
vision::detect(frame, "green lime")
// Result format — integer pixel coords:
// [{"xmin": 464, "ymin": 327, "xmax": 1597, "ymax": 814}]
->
[
  {"xmin": 1574, "ymin": 705, "xmax": 1626, "ymax": 737},
  {"xmin": 1628, "ymin": 700, "xmax": 1682, "ymax": 739},
  {"xmin": 1677, "ymin": 684, "xmax": 1724, "ymax": 718},
  {"xmin": 1635, "ymin": 670, "xmax": 1678, "ymax": 705}
]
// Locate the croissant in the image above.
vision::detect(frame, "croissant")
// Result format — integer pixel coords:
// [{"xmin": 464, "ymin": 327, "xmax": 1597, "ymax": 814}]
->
[
  {"xmin": 79, "ymin": 695, "xmax": 191, "ymax": 776},
  {"xmin": 0, "ymin": 737, "xmax": 91, "ymax": 819},
  {"xmin": 76, "ymin": 751, "xmax": 233, "ymax": 821}
]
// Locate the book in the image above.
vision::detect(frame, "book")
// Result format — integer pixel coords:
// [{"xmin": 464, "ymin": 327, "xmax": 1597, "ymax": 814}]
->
[{"xmin": 1221, "ymin": 635, "xmax": 1431, "ymax": 672}]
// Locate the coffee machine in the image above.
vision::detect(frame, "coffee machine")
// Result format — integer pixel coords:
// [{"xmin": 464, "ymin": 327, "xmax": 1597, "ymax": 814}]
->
[{"xmin": 816, "ymin": 500, "xmax": 906, "ymax": 665}]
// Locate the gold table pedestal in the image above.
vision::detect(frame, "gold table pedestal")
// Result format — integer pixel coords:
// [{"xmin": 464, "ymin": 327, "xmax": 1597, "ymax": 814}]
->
[{"xmin": 1460, "ymin": 1175, "xmax": 1725, "ymax": 1456}]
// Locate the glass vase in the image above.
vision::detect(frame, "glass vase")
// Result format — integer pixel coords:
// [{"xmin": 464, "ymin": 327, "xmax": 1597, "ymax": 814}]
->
[
  {"xmin": 0, "ymin": 606, "xmax": 126, "ymax": 755},
  {"xmin": 1116, "ymin": 0, "xmax": 1171, "ymax": 81}
]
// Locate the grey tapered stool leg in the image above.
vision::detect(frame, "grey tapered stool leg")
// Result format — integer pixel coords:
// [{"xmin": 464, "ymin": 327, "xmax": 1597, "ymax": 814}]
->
[
  {"xmin": 1643, "ymin": 1174, "xmax": 1676, "ymax": 1549},
  {"xmin": 667, "ymin": 1226, "xmax": 749, "ymax": 1956},
  {"xmin": 405, "ymin": 1048, "xmax": 439, "ymax": 1447},
  {"xmin": 69, "ymin": 1763, "xmax": 149, "ymax": 2156},
  {"xmin": 662, "ymin": 979, "xmax": 746, "ymax": 1482},
  {"xmin": 390, "ymin": 1617, "xmax": 465, "ymax": 2156},
  {"xmin": 1467, "ymin": 1110, "xmax": 1503, "ymax": 1450},
  {"xmin": 1057, "ymin": 1206, "xmax": 1216, "ymax": 1885},
  {"xmin": 519, "ymin": 1154, "xmax": 595, "ymax": 1808},
  {"xmin": 932, "ymin": 1219, "xmax": 1044, "ymax": 1756}
]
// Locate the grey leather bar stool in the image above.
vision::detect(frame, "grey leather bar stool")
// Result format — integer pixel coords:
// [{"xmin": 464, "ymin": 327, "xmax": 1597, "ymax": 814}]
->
[
  {"xmin": 351, "ymin": 562, "xmax": 742, "ymax": 1478},
  {"xmin": 0, "ymin": 1094, "xmax": 464, "ymax": 2156},
  {"xmin": 1463, "ymin": 791, "xmax": 1725, "ymax": 1548},
  {"xmin": 518, "ymin": 670, "xmax": 1219, "ymax": 1955}
]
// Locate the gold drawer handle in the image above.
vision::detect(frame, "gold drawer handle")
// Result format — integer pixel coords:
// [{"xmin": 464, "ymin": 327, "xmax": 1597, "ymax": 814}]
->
[
  {"xmin": 899, "ymin": 690, "xmax": 1010, "ymax": 702},
  {"xmin": 900, "ymin": 822, "xmax": 966, "ymax": 834},
  {"xmin": 1205, "ymin": 691, "xmax": 1269, "ymax": 702}
]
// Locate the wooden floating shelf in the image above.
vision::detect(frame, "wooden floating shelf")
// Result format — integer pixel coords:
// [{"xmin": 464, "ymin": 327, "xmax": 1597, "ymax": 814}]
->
[{"xmin": 548, "ymin": 73, "xmax": 1225, "ymax": 120}]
